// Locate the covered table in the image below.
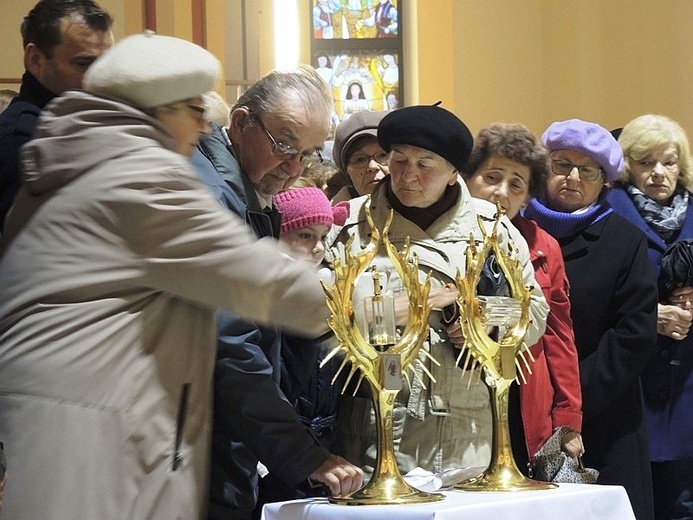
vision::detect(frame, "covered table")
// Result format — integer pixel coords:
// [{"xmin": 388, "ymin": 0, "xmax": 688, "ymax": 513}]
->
[{"xmin": 261, "ymin": 483, "xmax": 635, "ymax": 520}]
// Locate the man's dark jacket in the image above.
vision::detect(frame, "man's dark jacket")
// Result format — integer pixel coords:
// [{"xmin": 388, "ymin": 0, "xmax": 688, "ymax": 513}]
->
[{"xmin": 0, "ymin": 72, "xmax": 55, "ymax": 234}]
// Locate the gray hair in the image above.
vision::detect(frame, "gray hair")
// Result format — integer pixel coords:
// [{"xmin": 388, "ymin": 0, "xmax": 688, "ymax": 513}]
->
[{"xmin": 232, "ymin": 65, "xmax": 333, "ymax": 125}]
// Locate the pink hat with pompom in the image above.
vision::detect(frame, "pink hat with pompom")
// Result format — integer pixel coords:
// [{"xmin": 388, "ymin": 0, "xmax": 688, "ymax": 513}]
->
[{"xmin": 274, "ymin": 187, "xmax": 349, "ymax": 235}]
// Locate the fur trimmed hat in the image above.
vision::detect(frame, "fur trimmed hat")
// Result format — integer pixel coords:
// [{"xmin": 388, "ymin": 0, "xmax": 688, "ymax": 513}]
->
[
  {"xmin": 377, "ymin": 103, "xmax": 474, "ymax": 171},
  {"xmin": 274, "ymin": 187, "xmax": 349, "ymax": 235},
  {"xmin": 542, "ymin": 119, "xmax": 624, "ymax": 182},
  {"xmin": 83, "ymin": 31, "xmax": 220, "ymax": 109},
  {"xmin": 333, "ymin": 111, "xmax": 388, "ymax": 172}
]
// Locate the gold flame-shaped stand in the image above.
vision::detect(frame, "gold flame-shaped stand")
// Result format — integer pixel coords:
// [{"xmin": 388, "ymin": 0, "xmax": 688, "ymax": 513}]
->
[
  {"xmin": 454, "ymin": 206, "xmax": 556, "ymax": 492},
  {"xmin": 321, "ymin": 202, "xmax": 444, "ymax": 505}
]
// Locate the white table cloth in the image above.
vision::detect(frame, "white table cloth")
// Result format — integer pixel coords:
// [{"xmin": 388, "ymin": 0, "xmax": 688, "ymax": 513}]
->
[{"xmin": 261, "ymin": 483, "xmax": 635, "ymax": 520}]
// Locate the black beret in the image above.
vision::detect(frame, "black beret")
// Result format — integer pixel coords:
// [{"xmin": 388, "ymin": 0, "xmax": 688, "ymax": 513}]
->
[{"xmin": 377, "ymin": 103, "xmax": 474, "ymax": 171}]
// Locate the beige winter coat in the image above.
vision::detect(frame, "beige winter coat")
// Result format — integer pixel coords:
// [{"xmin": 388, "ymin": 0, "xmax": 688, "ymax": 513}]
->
[
  {"xmin": 0, "ymin": 92, "xmax": 329, "ymax": 520},
  {"xmin": 328, "ymin": 179, "xmax": 548, "ymax": 474}
]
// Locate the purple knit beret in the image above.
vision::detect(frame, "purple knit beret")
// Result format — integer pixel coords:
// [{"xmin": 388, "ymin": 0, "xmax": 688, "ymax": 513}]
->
[
  {"xmin": 541, "ymin": 119, "xmax": 624, "ymax": 182},
  {"xmin": 274, "ymin": 187, "xmax": 349, "ymax": 235}
]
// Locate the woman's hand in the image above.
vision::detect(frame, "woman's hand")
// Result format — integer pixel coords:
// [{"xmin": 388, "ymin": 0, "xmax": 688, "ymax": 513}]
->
[
  {"xmin": 560, "ymin": 430, "xmax": 585, "ymax": 464},
  {"xmin": 392, "ymin": 285, "xmax": 459, "ymax": 326},
  {"xmin": 657, "ymin": 302, "xmax": 693, "ymax": 340},
  {"xmin": 428, "ymin": 285, "xmax": 459, "ymax": 310},
  {"xmin": 445, "ymin": 320, "xmax": 466, "ymax": 349}
]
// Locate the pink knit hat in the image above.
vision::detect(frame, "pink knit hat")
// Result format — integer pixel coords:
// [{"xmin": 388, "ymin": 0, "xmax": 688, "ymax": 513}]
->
[{"xmin": 274, "ymin": 187, "xmax": 350, "ymax": 235}]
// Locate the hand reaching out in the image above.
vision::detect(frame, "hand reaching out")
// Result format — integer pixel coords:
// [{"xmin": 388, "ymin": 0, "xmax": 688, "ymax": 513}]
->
[
  {"xmin": 428, "ymin": 285, "xmax": 459, "ymax": 310},
  {"xmin": 309, "ymin": 454, "xmax": 363, "ymax": 498}
]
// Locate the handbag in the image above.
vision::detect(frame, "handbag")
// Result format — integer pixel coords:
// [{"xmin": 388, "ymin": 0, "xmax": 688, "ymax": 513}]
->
[
  {"xmin": 533, "ymin": 427, "xmax": 599, "ymax": 484},
  {"xmin": 442, "ymin": 253, "xmax": 510, "ymax": 328},
  {"xmin": 476, "ymin": 253, "xmax": 510, "ymax": 297},
  {"xmin": 658, "ymin": 239, "xmax": 693, "ymax": 299}
]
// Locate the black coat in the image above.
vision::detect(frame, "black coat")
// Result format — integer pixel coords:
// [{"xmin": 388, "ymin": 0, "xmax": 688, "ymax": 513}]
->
[
  {"xmin": 0, "ymin": 71, "xmax": 54, "ymax": 233},
  {"xmin": 556, "ymin": 212, "xmax": 657, "ymax": 520}
]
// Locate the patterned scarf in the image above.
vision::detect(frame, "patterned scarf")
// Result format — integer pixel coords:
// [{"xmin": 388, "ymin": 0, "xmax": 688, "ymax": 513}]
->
[
  {"xmin": 626, "ymin": 184, "xmax": 689, "ymax": 242},
  {"xmin": 524, "ymin": 193, "xmax": 613, "ymax": 240}
]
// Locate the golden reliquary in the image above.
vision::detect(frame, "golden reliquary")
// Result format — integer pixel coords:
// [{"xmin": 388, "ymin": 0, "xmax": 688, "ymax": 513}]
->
[
  {"xmin": 321, "ymin": 202, "xmax": 444, "ymax": 505},
  {"xmin": 454, "ymin": 205, "xmax": 555, "ymax": 492}
]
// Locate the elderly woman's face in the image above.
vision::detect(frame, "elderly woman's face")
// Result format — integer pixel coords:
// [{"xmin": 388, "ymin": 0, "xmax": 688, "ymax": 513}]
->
[
  {"xmin": 346, "ymin": 137, "xmax": 389, "ymax": 196},
  {"xmin": 546, "ymin": 149, "xmax": 605, "ymax": 212},
  {"xmin": 155, "ymin": 97, "xmax": 211, "ymax": 157},
  {"xmin": 628, "ymin": 143, "xmax": 679, "ymax": 204},
  {"xmin": 466, "ymin": 155, "xmax": 531, "ymax": 219},
  {"xmin": 388, "ymin": 145, "xmax": 458, "ymax": 208}
]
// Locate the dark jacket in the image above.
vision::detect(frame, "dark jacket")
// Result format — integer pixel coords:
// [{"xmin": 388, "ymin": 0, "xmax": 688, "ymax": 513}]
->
[
  {"xmin": 544, "ymin": 210, "xmax": 657, "ymax": 520},
  {"xmin": 280, "ymin": 334, "xmax": 346, "ymax": 455},
  {"xmin": 256, "ymin": 335, "xmax": 347, "ymax": 511},
  {"xmin": 0, "ymin": 71, "xmax": 55, "ymax": 233},
  {"xmin": 191, "ymin": 125, "xmax": 329, "ymax": 520},
  {"xmin": 608, "ymin": 185, "xmax": 693, "ymax": 462}
]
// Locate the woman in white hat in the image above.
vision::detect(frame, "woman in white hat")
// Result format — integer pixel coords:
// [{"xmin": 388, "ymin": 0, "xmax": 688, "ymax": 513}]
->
[{"xmin": 0, "ymin": 32, "xmax": 342, "ymax": 519}]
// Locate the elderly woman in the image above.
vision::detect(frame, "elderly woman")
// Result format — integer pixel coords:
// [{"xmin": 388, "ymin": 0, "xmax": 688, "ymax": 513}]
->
[
  {"xmin": 0, "ymin": 33, "xmax": 340, "ymax": 519},
  {"xmin": 525, "ymin": 119, "xmax": 657, "ymax": 520},
  {"xmin": 463, "ymin": 123, "xmax": 583, "ymax": 477},
  {"xmin": 606, "ymin": 114, "xmax": 693, "ymax": 520},
  {"xmin": 329, "ymin": 105, "xmax": 548, "ymax": 476},
  {"xmin": 331, "ymin": 110, "xmax": 389, "ymax": 202}
]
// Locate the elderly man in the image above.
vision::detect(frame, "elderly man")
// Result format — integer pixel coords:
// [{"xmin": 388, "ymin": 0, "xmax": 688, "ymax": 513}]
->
[
  {"xmin": 191, "ymin": 68, "xmax": 363, "ymax": 519},
  {"xmin": 0, "ymin": 32, "xmax": 336, "ymax": 519},
  {"xmin": 0, "ymin": 0, "xmax": 114, "ymax": 236}
]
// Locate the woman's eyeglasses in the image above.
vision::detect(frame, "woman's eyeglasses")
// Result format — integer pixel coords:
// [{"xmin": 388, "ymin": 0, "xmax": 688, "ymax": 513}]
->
[
  {"xmin": 184, "ymin": 104, "xmax": 209, "ymax": 125},
  {"xmin": 550, "ymin": 159, "xmax": 603, "ymax": 181},
  {"xmin": 348, "ymin": 151, "xmax": 389, "ymax": 168}
]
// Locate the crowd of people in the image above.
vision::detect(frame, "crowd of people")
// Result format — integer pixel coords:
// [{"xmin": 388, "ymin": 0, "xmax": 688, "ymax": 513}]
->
[{"xmin": 0, "ymin": 1, "xmax": 691, "ymax": 520}]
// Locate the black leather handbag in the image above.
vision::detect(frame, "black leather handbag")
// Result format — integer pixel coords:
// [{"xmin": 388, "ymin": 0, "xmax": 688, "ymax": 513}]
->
[{"xmin": 659, "ymin": 239, "xmax": 693, "ymax": 299}]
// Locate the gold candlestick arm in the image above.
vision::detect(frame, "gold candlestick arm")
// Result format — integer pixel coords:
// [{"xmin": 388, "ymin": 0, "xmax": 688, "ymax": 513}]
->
[{"xmin": 454, "ymin": 205, "xmax": 555, "ymax": 492}]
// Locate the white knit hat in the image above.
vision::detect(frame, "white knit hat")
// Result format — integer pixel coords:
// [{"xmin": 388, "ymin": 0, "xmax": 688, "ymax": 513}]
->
[{"xmin": 83, "ymin": 31, "xmax": 220, "ymax": 109}]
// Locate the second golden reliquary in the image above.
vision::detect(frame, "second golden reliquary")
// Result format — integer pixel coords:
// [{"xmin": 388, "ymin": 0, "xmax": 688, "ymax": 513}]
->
[
  {"xmin": 454, "ymin": 206, "xmax": 556, "ymax": 492},
  {"xmin": 320, "ymin": 203, "xmax": 444, "ymax": 505}
]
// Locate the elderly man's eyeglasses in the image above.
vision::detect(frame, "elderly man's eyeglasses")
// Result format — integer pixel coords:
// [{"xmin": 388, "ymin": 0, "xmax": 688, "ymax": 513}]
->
[
  {"xmin": 245, "ymin": 108, "xmax": 323, "ymax": 168},
  {"xmin": 349, "ymin": 151, "xmax": 389, "ymax": 168},
  {"xmin": 550, "ymin": 159, "xmax": 603, "ymax": 181}
]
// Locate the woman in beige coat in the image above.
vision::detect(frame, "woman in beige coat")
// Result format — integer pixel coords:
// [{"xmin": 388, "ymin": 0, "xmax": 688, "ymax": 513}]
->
[
  {"xmin": 0, "ymin": 33, "xmax": 357, "ymax": 520},
  {"xmin": 329, "ymin": 105, "xmax": 548, "ymax": 477}
]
